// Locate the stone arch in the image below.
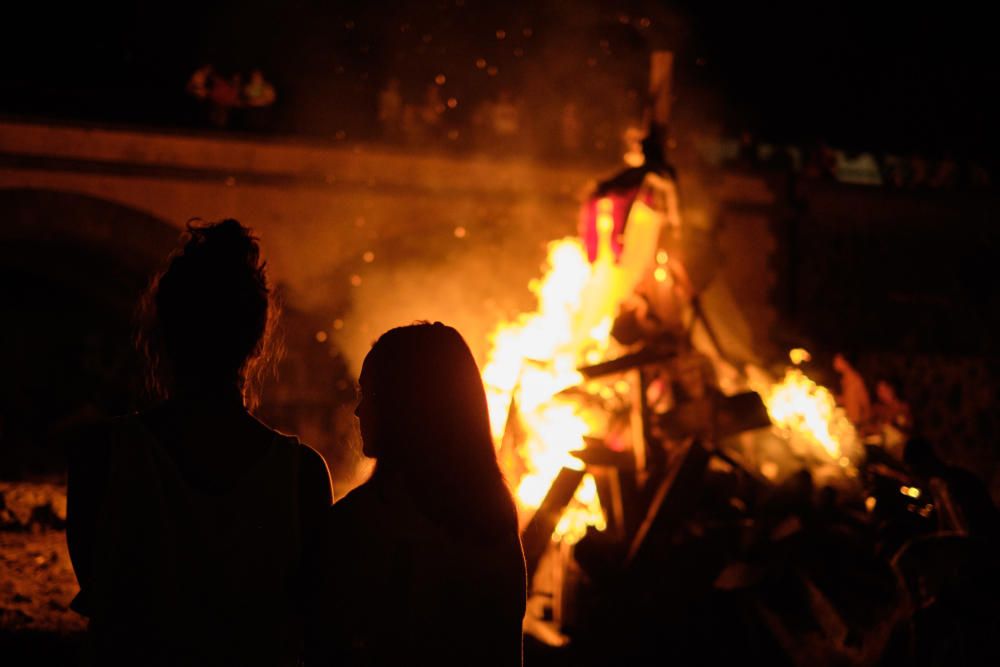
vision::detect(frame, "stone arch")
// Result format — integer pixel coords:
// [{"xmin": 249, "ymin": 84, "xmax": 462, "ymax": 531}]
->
[
  {"xmin": 0, "ymin": 187, "xmax": 180, "ymax": 306},
  {"xmin": 0, "ymin": 188, "xmax": 179, "ymax": 476}
]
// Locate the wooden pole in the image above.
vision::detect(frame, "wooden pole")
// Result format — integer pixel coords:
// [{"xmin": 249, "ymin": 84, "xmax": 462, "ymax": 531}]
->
[{"xmin": 649, "ymin": 50, "xmax": 674, "ymax": 129}]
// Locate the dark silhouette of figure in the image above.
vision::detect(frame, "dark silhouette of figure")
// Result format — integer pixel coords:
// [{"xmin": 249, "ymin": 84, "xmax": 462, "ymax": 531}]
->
[
  {"xmin": 305, "ymin": 322, "xmax": 526, "ymax": 667},
  {"xmin": 833, "ymin": 352, "xmax": 871, "ymax": 427},
  {"xmin": 67, "ymin": 219, "xmax": 333, "ymax": 665}
]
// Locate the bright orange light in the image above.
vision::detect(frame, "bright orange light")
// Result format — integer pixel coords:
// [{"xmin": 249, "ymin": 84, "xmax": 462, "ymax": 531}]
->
[
  {"xmin": 482, "ymin": 236, "xmax": 633, "ymax": 542},
  {"xmin": 753, "ymin": 364, "xmax": 858, "ymax": 461}
]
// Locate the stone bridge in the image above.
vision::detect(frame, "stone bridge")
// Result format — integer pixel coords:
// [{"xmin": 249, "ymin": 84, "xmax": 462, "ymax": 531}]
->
[{"xmin": 0, "ymin": 119, "xmax": 778, "ymax": 366}]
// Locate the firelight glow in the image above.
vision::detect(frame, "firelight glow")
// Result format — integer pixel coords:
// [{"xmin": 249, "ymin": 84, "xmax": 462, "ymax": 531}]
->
[
  {"xmin": 481, "ymin": 197, "xmax": 636, "ymax": 544},
  {"xmin": 755, "ymin": 365, "xmax": 857, "ymax": 461},
  {"xmin": 481, "ymin": 237, "xmax": 609, "ymax": 543}
]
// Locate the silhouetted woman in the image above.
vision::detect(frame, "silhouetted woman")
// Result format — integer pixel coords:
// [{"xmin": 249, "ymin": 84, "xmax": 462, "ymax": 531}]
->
[
  {"xmin": 67, "ymin": 220, "xmax": 332, "ymax": 665},
  {"xmin": 306, "ymin": 323, "xmax": 526, "ymax": 666}
]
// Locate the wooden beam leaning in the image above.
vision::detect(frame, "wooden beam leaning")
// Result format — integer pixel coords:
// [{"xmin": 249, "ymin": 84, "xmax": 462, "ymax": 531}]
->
[{"xmin": 521, "ymin": 467, "xmax": 587, "ymax": 579}]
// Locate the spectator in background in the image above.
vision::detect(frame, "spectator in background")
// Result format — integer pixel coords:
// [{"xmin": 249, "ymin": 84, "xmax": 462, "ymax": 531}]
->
[
  {"xmin": 208, "ymin": 73, "xmax": 242, "ymax": 128},
  {"xmin": 833, "ymin": 353, "xmax": 871, "ymax": 427},
  {"xmin": 186, "ymin": 64, "xmax": 215, "ymax": 99},
  {"xmin": 870, "ymin": 377, "xmax": 912, "ymax": 456},
  {"xmin": 243, "ymin": 70, "xmax": 276, "ymax": 108},
  {"xmin": 242, "ymin": 69, "xmax": 277, "ymax": 132}
]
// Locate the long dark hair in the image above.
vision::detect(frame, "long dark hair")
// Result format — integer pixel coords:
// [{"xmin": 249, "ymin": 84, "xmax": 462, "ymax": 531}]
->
[
  {"xmin": 136, "ymin": 219, "xmax": 281, "ymax": 409},
  {"xmin": 362, "ymin": 322, "xmax": 518, "ymax": 543}
]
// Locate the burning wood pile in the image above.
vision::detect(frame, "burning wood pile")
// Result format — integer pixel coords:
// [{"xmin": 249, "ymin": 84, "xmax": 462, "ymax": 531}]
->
[
  {"xmin": 469, "ymin": 51, "xmax": 1000, "ymax": 664},
  {"xmin": 480, "ymin": 171, "xmax": 869, "ymax": 643},
  {"xmin": 472, "ymin": 56, "xmax": 941, "ymax": 661},
  {"xmin": 475, "ymin": 168, "xmax": 1000, "ymax": 663}
]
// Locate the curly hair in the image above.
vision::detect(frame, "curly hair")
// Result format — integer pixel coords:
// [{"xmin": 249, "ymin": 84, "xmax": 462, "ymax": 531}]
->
[{"xmin": 136, "ymin": 219, "xmax": 282, "ymax": 409}]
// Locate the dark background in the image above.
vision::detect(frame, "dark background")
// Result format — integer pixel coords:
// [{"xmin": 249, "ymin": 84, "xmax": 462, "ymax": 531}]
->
[{"xmin": 2, "ymin": 1, "xmax": 996, "ymax": 161}]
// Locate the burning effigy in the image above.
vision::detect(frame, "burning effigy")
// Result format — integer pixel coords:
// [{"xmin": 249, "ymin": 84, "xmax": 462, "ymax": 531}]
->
[{"xmin": 477, "ymin": 64, "xmax": 869, "ymax": 644}]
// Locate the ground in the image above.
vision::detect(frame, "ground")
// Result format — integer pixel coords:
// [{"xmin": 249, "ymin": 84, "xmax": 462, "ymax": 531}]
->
[{"xmin": 0, "ymin": 482, "xmax": 84, "ymax": 665}]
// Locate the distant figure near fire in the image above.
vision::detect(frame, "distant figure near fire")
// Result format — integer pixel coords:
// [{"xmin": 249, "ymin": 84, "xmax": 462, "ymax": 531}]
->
[
  {"xmin": 305, "ymin": 322, "xmax": 526, "ymax": 667},
  {"xmin": 833, "ymin": 352, "xmax": 871, "ymax": 426},
  {"xmin": 67, "ymin": 219, "xmax": 332, "ymax": 665}
]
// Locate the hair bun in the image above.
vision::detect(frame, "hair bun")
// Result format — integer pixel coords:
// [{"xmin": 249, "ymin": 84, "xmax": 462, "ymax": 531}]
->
[{"xmin": 183, "ymin": 218, "xmax": 260, "ymax": 267}]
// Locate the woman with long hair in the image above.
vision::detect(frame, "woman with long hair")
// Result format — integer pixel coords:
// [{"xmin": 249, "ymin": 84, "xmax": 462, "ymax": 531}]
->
[
  {"xmin": 306, "ymin": 322, "xmax": 526, "ymax": 666},
  {"xmin": 67, "ymin": 219, "xmax": 332, "ymax": 665}
]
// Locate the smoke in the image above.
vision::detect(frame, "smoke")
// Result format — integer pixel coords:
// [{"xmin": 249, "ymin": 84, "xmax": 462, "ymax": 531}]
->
[
  {"xmin": 333, "ymin": 195, "xmax": 578, "ymax": 373},
  {"xmin": 272, "ymin": 1, "xmax": 725, "ymax": 377}
]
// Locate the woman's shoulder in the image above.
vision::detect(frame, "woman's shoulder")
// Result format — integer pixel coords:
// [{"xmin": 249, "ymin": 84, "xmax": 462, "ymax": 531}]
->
[
  {"xmin": 251, "ymin": 420, "xmax": 329, "ymax": 479},
  {"xmin": 295, "ymin": 442, "xmax": 333, "ymax": 496},
  {"xmin": 313, "ymin": 481, "xmax": 388, "ymax": 566},
  {"xmin": 326, "ymin": 480, "xmax": 381, "ymax": 521},
  {"xmin": 250, "ymin": 419, "xmax": 333, "ymax": 510}
]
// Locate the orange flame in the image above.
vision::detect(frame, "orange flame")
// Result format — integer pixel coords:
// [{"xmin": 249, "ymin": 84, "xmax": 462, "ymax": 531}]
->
[
  {"xmin": 751, "ymin": 352, "xmax": 858, "ymax": 466},
  {"xmin": 482, "ymin": 201, "xmax": 636, "ymax": 543}
]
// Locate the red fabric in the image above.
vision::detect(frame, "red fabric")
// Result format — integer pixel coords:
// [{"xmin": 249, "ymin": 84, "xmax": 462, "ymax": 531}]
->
[{"xmin": 579, "ymin": 188, "xmax": 641, "ymax": 263}]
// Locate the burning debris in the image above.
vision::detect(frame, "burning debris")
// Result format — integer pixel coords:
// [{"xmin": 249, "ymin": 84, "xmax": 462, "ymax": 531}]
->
[{"xmin": 472, "ymin": 51, "xmax": 934, "ymax": 664}]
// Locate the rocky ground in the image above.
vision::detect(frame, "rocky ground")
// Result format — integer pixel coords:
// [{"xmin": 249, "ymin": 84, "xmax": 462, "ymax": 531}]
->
[{"xmin": 0, "ymin": 482, "xmax": 85, "ymax": 665}]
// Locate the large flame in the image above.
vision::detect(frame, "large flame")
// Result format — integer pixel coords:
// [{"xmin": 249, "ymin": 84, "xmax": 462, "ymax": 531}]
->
[
  {"xmin": 482, "ymin": 199, "xmax": 631, "ymax": 544},
  {"xmin": 480, "ymin": 195, "xmax": 857, "ymax": 545}
]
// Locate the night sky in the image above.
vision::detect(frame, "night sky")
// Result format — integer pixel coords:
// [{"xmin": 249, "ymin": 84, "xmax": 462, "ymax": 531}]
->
[{"xmin": 2, "ymin": 1, "xmax": 996, "ymax": 160}]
